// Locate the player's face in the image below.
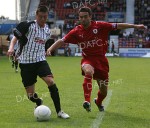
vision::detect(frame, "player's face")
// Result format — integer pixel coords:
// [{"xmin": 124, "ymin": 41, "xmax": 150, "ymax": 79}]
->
[
  {"xmin": 79, "ymin": 12, "xmax": 91, "ymax": 28},
  {"xmin": 36, "ymin": 12, "xmax": 48, "ymax": 27}
]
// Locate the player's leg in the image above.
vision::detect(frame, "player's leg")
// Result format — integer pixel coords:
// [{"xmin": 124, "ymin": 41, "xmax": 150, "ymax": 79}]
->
[
  {"xmin": 11, "ymin": 55, "xmax": 14, "ymax": 68},
  {"xmin": 93, "ymin": 57, "xmax": 109, "ymax": 111},
  {"xmin": 94, "ymin": 79, "xmax": 108, "ymax": 111},
  {"xmin": 82, "ymin": 63, "xmax": 94, "ymax": 112},
  {"xmin": 97, "ymin": 79, "xmax": 108, "ymax": 104},
  {"xmin": 25, "ymin": 85, "xmax": 43, "ymax": 107},
  {"xmin": 42, "ymin": 76, "xmax": 61, "ymax": 113},
  {"xmin": 14, "ymin": 57, "xmax": 18, "ymax": 72},
  {"xmin": 19, "ymin": 63, "xmax": 42, "ymax": 107},
  {"xmin": 39, "ymin": 61, "xmax": 69, "ymax": 118}
]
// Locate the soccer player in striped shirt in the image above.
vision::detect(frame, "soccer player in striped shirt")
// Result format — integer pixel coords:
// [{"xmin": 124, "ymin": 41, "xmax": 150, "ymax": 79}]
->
[
  {"xmin": 7, "ymin": 5, "xmax": 69, "ymax": 119},
  {"xmin": 47, "ymin": 7, "xmax": 146, "ymax": 112}
]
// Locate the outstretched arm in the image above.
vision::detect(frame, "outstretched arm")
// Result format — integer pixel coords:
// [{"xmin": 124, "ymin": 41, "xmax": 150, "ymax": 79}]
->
[
  {"xmin": 7, "ymin": 36, "xmax": 18, "ymax": 56},
  {"xmin": 117, "ymin": 23, "xmax": 146, "ymax": 30},
  {"xmin": 47, "ymin": 39, "xmax": 65, "ymax": 55}
]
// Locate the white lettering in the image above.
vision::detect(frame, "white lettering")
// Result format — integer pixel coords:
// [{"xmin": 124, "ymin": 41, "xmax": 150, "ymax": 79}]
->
[
  {"xmin": 16, "ymin": 95, "xmax": 22, "ymax": 102},
  {"xmin": 79, "ymin": 38, "xmax": 108, "ymax": 49},
  {"xmin": 80, "ymin": 42, "xmax": 87, "ymax": 49},
  {"xmin": 87, "ymin": 41, "xmax": 93, "ymax": 48},
  {"xmin": 72, "ymin": 2, "xmax": 78, "ymax": 9},
  {"xmin": 23, "ymin": 95, "xmax": 29, "ymax": 102},
  {"xmin": 79, "ymin": 1, "xmax": 85, "ymax": 7},
  {"xmin": 89, "ymin": 0, "xmax": 95, "ymax": 6},
  {"xmin": 71, "ymin": 0, "xmax": 107, "ymax": 9},
  {"xmin": 87, "ymin": 83, "xmax": 92, "ymax": 90}
]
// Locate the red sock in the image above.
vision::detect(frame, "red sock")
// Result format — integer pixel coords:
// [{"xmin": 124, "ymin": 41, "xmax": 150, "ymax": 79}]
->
[
  {"xmin": 82, "ymin": 75, "xmax": 92, "ymax": 103},
  {"xmin": 96, "ymin": 90, "xmax": 107, "ymax": 106}
]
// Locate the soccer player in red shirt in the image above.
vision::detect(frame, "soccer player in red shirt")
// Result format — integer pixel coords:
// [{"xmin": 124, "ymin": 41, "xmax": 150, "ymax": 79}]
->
[{"xmin": 47, "ymin": 7, "xmax": 146, "ymax": 112}]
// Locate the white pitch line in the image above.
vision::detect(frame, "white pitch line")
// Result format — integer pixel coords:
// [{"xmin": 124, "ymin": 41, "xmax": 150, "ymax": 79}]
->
[{"xmin": 91, "ymin": 90, "xmax": 113, "ymax": 128}]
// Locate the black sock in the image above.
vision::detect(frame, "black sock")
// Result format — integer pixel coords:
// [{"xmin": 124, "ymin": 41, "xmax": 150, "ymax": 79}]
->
[
  {"xmin": 28, "ymin": 93, "xmax": 42, "ymax": 106},
  {"xmin": 15, "ymin": 61, "xmax": 18, "ymax": 69},
  {"xmin": 48, "ymin": 84, "xmax": 61, "ymax": 113}
]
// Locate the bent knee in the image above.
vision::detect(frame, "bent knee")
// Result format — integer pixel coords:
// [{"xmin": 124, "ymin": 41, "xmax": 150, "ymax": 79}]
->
[
  {"xmin": 42, "ymin": 76, "xmax": 54, "ymax": 86},
  {"xmin": 82, "ymin": 64, "xmax": 94, "ymax": 76},
  {"xmin": 85, "ymin": 69, "xmax": 93, "ymax": 76}
]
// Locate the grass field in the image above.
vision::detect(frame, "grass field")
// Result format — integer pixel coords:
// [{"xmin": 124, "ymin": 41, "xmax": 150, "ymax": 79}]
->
[{"xmin": 0, "ymin": 56, "xmax": 150, "ymax": 128}]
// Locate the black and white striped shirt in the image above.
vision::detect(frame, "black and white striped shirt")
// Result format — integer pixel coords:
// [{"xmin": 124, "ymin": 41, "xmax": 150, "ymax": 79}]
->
[{"xmin": 18, "ymin": 21, "xmax": 51, "ymax": 63}]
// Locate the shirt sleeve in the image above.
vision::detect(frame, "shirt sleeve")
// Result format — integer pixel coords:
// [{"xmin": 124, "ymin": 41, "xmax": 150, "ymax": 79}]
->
[
  {"xmin": 13, "ymin": 21, "xmax": 29, "ymax": 39},
  {"xmin": 97, "ymin": 21, "xmax": 117, "ymax": 31},
  {"xmin": 13, "ymin": 21, "xmax": 29, "ymax": 46},
  {"xmin": 62, "ymin": 28, "xmax": 78, "ymax": 44}
]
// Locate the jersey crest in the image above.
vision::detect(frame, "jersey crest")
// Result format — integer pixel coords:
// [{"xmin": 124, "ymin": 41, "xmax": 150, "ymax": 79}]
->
[{"xmin": 93, "ymin": 29, "xmax": 98, "ymax": 34}]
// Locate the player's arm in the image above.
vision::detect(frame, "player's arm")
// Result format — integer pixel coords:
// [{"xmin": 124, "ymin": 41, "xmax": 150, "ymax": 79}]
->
[
  {"xmin": 117, "ymin": 23, "xmax": 146, "ymax": 30},
  {"xmin": 7, "ymin": 36, "xmax": 18, "ymax": 56},
  {"xmin": 47, "ymin": 39, "xmax": 65, "ymax": 55}
]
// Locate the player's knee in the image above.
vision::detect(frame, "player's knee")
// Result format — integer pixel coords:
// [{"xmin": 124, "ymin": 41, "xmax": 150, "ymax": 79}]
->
[
  {"xmin": 43, "ymin": 76, "xmax": 54, "ymax": 86},
  {"xmin": 49, "ymin": 80, "xmax": 54, "ymax": 86},
  {"xmin": 83, "ymin": 64, "xmax": 94, "ymax": 76},
  {"xmin": 84, "ymin": 68, "xmax": 94, "ymax": 76}
]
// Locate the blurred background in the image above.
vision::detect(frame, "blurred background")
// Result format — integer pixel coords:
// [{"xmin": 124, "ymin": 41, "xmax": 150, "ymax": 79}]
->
[{"xmin": 0, "ymin": 0, "xmax": 150, "ymax": 57}]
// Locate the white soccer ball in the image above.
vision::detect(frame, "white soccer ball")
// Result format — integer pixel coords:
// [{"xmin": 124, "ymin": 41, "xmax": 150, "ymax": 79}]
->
[{"xmin": 34, "ymin": 105, "xmax": 51, "ymax": 121}]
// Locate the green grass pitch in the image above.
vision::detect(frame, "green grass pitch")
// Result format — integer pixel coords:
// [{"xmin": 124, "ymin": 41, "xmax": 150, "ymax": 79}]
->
[{"xmin": 0, "ymin": 56, "xmax": 150, "ymax": 128}]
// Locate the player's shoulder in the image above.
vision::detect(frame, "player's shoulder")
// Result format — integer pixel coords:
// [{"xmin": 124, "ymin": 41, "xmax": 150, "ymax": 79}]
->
[
  {"xmin": 16, "ymin": 20, "xmax": 36, "ymax": 34},
  {"xmin": 14, "ymin": 21, "xmax": 36, "ymax": 38},
  {"xmin": 96, "ymin": 21, "xmax": 112, "ymax": 26},
  {"xmin": 18, "ymin": 20, "xmax": 35, "ymax": 27},
  {"xmin": 73, "ymin": 25, "xmax": 83, "ymax": 32},
  {"xmin": 95, "ymin": 21, "xmax": 107, "ymax": 25},
  {"xmin": 95, "ymin": 21, "xmax": 113, "ymax": 29}
]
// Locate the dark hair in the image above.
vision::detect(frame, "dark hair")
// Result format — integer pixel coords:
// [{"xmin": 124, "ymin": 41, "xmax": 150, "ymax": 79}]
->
[
  {"xmin": 78, "ymin": 7, "xmax": 92, "ymax": 16},
  {"xmin": 36, "ymin": 5, "xmax": 49, "ymax": 14}
]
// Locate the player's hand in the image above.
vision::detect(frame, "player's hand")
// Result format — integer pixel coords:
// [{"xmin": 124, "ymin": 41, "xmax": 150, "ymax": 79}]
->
[
  {"xmin": 134, "ymin": 24, "xmax": 147, "ymax": 29},
  {"xmin": 7, "ymin": 49, "xmax": 14, "ymax": 56},
  {"xmin": 46, "ymin": 48, "xmax": 52, "ymax": 56}
]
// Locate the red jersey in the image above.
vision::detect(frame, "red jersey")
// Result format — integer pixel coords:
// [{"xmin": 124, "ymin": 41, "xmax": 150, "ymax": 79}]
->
[{"xmin": 62, "ymin": 21, "xmax": 117, "ymax": 57}]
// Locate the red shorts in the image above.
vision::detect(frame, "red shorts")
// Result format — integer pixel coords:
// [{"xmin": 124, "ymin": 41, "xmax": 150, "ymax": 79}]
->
[{"xmin": 81, "ymin": 56, "xmax": 109, "ymax": 80}]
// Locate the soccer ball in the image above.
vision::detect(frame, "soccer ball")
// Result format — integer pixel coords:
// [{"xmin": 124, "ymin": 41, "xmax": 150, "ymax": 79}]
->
[{"xmin": 34, "ymin": 105, "xmax": 51, "ymax": 121}]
